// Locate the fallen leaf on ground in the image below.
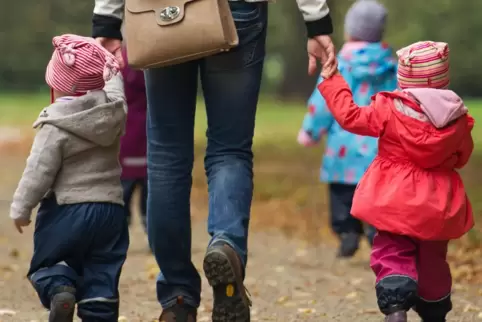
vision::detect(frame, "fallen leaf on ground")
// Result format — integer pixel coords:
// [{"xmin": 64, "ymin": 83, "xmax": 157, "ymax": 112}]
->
[
  {"xmin": 0, "ymin": 309, "xmax": 16, "ymax": 316},
  {"xmin": 359, "ymin": 308, "xmax": 379, "ymax": 314},
  {"xmin": 8, "ymin": 248, "xmax": 19, "ymax": 258},
  {"xmin": 463, "ymin": 303, "xmax": 481, "ymax": 313},
  {"xmin": 276, "ymin": 296, "xmax": 289, "ymax": 304},
  {"xmin": 297, "ymin": 308, "xmax": 316, "ymax": 314},
  {"xmin": 345, "ymin": 291, "xmax": 358, "ymax": 299}
]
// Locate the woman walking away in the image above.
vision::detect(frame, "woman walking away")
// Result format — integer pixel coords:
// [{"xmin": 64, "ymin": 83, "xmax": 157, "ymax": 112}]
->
[
  {"xmin": 317, "ymin": 41, "xmax": 474, "ymax": 321},
  {"xmin": 119, "ymin": 47, "xmax": 148, "ymax": 233},
  {"xmin": 92, "ymin": 0, "xmax": 338, "ymax": 320},
  {"xmin": 298, "ymin": 0, "xmax": 397, "ymax": 257}
]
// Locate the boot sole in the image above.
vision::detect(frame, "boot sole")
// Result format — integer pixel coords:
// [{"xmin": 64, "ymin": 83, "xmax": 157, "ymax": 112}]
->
[
  {"xmin": 203, "ymin": 248, "xmax": 250, "ymax": 322},
  {"xmin": 49, "ymin": 292, "xmax": 75, "ymax": 322}
]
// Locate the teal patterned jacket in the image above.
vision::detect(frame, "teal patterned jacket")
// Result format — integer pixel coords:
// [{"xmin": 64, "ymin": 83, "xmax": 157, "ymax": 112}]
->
[{"xmin": 298, "ymin": 42, "xmax": 398, "ymax": 184}]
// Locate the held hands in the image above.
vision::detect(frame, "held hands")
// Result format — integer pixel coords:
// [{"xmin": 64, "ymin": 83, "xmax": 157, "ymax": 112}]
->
[
  {"xmin": 14, "ymin": 217, "xmax": 31, "ymax": 234},
  {"xmin": 96, "ymin": 38, "xmax": 124, "ymax": 68},
  {"xmin": 307, "ymin": 35, "xmax": 338, "ymax": 79},
  {"xmin": 322, "ymin": 70, "xmax": 341, "ymax": 79}
]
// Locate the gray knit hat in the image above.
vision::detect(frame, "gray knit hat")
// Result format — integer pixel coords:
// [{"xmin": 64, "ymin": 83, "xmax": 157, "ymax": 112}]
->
[{"xmin": 344, "ymin": 0, "xmax": 387, "ymax": 43}]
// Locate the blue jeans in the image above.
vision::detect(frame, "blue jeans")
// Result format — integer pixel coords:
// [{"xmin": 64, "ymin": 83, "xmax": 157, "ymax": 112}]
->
[{"xmin": 145, "ymin": 1, "xmax": 267, "ymax": 309}]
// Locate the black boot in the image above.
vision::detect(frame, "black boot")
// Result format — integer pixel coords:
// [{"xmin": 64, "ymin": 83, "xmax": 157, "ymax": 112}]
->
[
  {"xmin": 414, "ymin": 295, "xmax": 452, "ymax": 322},
  {"xmin": 376, "ymin": 276, "xmax": 417, "ymax": 319},
  {"xmin": 337, "ymin": 232, "xmax": 360, "ymax": 258},
  {"xmin": 49, "ymin": 286, "xmax": 76, "ymax": 322},
  {"xmin": 385, "ymin": 310, "xmax": 407, "ymax": 322}
]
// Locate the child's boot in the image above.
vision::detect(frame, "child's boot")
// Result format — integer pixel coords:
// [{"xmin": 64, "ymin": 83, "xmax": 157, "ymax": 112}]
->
[
  {"xmin": 414, "ymin": 296, "xmax": 452, "ymax": 322},
  {"xmin": 337, "ymin": 232, "xmax": 360, "ymax": 257},
  {"xmin": 49, "ymin": 286, "xmax": 76, "ymax": 322},
  {"xmin": 376, "ymin": 276, "xmax": 417, "ymax": 322},
  {"xmin": 384, "ymin": 311, "xmax": 407, "ymax": 322}
]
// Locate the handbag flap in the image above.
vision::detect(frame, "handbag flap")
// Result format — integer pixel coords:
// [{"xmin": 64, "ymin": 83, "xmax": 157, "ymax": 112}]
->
[{"xmin": 126, "ymin": 0, "xmax": 198, "ymax": 26}]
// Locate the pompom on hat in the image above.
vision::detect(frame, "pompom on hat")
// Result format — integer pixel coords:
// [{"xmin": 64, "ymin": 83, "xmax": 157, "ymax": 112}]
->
[
  {"xmin": 396, "ymin": 41, "xmax": 450, "ymax": 89},
  {"xmin": 45, "ymin": 34, "xmax": 119, "ymax": 95}
]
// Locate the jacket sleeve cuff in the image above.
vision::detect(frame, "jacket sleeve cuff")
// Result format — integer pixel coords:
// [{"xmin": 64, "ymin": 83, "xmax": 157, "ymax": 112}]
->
[
  {"xmin": 92, "ymin": 14, "xmax": 123, "ymax": 40},
  {"xmin": 10, "ymin": 207, "xmax": 31, "ymax": 221},
  {"xmin": 305, "ymin": 14, "xmax": 333, "ymax": 38}
]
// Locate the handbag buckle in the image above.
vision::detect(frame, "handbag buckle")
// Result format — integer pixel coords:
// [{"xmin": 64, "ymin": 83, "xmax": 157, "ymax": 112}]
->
[{"xmin": 160, "ymin": 6, "xmax": 181, "ymax": 21}]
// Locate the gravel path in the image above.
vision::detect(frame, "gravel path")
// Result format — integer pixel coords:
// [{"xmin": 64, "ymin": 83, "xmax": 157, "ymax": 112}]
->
[{"xmin": 0, "ymin": 155, "xmax": 481, "ymax": 321}]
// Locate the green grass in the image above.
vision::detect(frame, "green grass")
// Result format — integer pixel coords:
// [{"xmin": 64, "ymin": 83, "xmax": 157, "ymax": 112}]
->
[{"xmin": 1, "ymin": 93, "xmax": 481, "ymax": 148}]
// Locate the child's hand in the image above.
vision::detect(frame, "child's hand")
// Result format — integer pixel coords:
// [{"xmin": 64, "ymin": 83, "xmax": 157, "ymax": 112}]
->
[
  {"xmin": 297, "ymin": 129, "xmax": 318, "ymax": 147},
  {"xmin": 321, "ymin": 68, "xmax": 340, "ymax": 80},
  {"xmin": 14, "ymin": 218, "xmax": 31, "ymax": 234}
]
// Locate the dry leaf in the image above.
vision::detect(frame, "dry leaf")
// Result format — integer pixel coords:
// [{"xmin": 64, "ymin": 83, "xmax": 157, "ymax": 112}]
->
[
  {"xmin": 297, "ymin": 308, "xmax": 316, "ymax": 314},
  {"xmin": 0, "ymin": 309, "xmax": 16, "ymax": 316},
  {"xmin": 8, "ymin": 248, "xmax": 19, "ymax": 259},
  {"xmin": 359, "ymin": 308, "xmax": 379, "ymax": 314},
  {"xmin": 118, "ymin": 316, "xmax": 128, "ymax": 321},
  {"xmin": 350, "ymin": 278, "xmax": 363, "ymax": 286},
  {"xmin": 345, "ymin": 291, "xmax": 358, "ymax": 300},
  {"xmin": 276, "ymin": 296, "xmax": 289, "ymax": 304},
  {"xmin": 295, "ymin": 248, "xmax": 307, "ymax": 257},
  {"xmin": 463, "ymin": 304, "xmax": 480, "ymax": 313}
]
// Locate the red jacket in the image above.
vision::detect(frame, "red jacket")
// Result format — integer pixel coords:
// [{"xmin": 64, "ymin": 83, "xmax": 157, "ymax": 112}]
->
[{"xmin": 318, "ymin": 74, "xmax": 474, "ymax": 240}]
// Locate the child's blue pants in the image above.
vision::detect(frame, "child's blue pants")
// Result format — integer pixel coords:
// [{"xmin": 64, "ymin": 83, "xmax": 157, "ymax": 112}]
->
[{"xmin": 27, "ymin": 195, "xmax": 129, "ymax": 321}]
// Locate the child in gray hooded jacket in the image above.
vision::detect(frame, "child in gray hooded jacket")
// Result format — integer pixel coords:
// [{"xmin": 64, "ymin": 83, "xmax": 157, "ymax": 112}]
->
[{"xmin": 10, "ymin": 34, "xmax": 128, "ymax": 322}]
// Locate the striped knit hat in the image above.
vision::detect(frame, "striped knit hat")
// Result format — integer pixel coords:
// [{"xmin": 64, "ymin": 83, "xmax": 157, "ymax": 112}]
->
[
  {"xmin": 45, "ymin": 34, "xmax": 119, "ymax": 95},
  {"xmin": 396, "ymin": 41, "xmax": 450, "ymax": 89}
]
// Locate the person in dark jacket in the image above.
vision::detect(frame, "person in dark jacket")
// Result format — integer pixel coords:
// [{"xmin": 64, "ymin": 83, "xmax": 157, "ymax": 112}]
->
[{"xmin": 119, "ymin": 48, "xmax": 148, "ymax": 232}]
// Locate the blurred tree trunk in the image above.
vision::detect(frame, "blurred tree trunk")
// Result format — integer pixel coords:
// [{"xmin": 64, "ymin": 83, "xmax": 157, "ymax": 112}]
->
[
  {"xmin": 276, "ymin": 1, "xmax": 315, "ymax": 100},
  {"xmin": 276, "ymin": 0, "xmax": 337, "ymax": 100}
]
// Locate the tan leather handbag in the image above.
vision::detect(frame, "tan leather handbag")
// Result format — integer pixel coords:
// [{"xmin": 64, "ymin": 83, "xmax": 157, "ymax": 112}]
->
[{"xmin": 124, "ymin": 0, "xmax": 239, "ymax": 69}]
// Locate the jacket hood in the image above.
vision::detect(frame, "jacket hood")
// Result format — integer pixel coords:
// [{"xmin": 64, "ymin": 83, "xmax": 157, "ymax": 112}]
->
[
  {"xmin": 33, "ymin": 91, "xmax": 125, "ymax": 147},
  {"xmin": 386, "ymin": 90, "xmax": 472, "ymax": 169},
  {"xmin": 404, "ymin": 88, "xmax": 468, "ymax": 128},
  {"xmin": 339, "ymin": 42, "xmax": 397, "ymax": 82}
]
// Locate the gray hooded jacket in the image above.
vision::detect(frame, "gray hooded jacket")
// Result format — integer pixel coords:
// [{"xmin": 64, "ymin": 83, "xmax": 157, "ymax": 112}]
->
[{"xmin": 10, "ymin": 76, "xmax": 126, "ymax": 220}]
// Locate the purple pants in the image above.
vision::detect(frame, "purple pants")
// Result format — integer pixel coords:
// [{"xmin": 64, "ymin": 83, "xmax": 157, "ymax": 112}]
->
[{"xmin": 370, "ymin": 231, "xmax": 452, "ymax": 316}]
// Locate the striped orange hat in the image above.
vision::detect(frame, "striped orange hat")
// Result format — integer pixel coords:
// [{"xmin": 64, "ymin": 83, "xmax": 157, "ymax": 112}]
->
[
  {"xmin": 396, "ymin": 41, "xmax": 450, "ymax": 89},
  {"xmin": 45, "ymin": 34, "xmax": 119, "ymax": 95}
]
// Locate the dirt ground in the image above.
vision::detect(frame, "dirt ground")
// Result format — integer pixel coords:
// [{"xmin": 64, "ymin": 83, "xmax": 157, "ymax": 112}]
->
[{"xmin": 1, "ymin": 148, "xmax": 482, "ymax": 321}]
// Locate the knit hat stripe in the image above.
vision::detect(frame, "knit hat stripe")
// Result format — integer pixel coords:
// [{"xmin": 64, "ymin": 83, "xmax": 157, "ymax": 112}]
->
[
  {"xmin": 396, "ymin": 41, "xmax": 450, "ymax": 89},
  {"xmin": 45, "ymin": 34, "xmax": 119, "ymax": 95},
  {"xmin": 398, "ymin": 66, "xmax": 449, "ymax": 78}
]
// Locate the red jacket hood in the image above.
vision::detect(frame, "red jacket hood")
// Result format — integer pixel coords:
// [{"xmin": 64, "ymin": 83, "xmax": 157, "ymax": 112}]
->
[{"xmin": 380, "ymin": 90, "xmax": 474, "ymax": 169}]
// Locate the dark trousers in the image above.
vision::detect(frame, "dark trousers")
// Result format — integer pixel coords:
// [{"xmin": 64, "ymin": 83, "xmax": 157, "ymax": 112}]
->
[
  {"xmin": 121, "ymin": 178, "xmax": 147, "ymax": 230},
  {"xmin": 329, "ymin": 183, "xmax": 376, "ymax": 243},
  {"xmin": 28, "ymin": 195, "xmax": 129, "ymax": 321}
]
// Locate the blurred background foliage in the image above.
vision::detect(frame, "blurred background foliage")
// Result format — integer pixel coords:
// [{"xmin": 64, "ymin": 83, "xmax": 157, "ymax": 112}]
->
[{"xmin": 0, "ymin": 0, "xmax": 479, "ymax": 98}]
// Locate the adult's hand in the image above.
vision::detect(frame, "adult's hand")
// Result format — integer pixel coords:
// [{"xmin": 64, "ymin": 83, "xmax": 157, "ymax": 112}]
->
[
  {"xmin": 307, "ymin": 35, "xmax": 337, "ymax": 78},
  {"xmin": 96, "ymin": 37, "xmax": 124, "ymax": 68}
]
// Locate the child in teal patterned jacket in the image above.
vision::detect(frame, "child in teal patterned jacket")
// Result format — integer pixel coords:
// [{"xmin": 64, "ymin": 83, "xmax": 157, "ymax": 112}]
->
[{"xmin": 298, "ymin": 0, "xmax": 398, "ymax": 257}]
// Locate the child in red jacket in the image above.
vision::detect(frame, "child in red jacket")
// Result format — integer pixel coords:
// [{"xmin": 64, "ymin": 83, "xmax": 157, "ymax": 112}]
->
[{"xmin": 318, "ymin": 41, "xmax": 474, "ymax": 322}]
